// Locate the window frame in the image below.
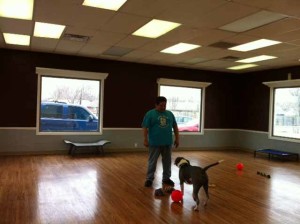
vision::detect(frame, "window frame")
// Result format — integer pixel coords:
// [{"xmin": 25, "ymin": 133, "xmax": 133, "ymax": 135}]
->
[
  {"xmin": 36, "ymin": 67, "xmax": 108, "ymax": 135},
  {"xmin": 157, "ymin": 78, "xmax": 211, "ymax": 135},
  {"xmin": 264, "ymin": 79, "xmax": 300, "ymax": 143}
]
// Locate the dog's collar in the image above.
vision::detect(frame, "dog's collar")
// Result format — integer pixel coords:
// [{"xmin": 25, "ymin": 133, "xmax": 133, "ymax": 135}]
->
[{"xmin": 177, "ymin": 159, "xmax": 189, "ymax": 168}]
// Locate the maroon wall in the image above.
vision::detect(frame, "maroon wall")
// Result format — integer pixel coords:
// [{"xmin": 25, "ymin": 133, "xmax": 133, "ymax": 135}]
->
[{"xmin": 4, "ymin": 48, "xmax": 300, "ymax": 131}]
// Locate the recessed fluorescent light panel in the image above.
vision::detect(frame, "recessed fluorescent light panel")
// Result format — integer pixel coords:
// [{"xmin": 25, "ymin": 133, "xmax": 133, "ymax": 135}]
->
[
  {"xmin": 237, "ymin": 55, "xmax": 277, "ymax": 63},
  {"xmin": 82, "ymin": 0, "xmax": 127, "ymax": 11},
  {"xmin": 161, "ymin": 43, "xmax": 200, "ymax": 54},
  {"xmin": 219, "ymin": 10, "xmax": 286, "ymax": 32},
  {"xmin": 34, "ymin": 22, "xmax": 66, "ymax": 39},
  {"xmin": 132, "ymin": 19, "xmax": 181, "ymax": 38},
  {"xmin": 227, "ymin": 64, "xmax": 258, "ymax": 70},
  {"xmin": 3, "ymin": 33, "xmax": 30, "ymax": 46},
  {"xmin": 0, "ymin": 0, "xmax": 33, "ymax": 20},
  {"xmin": 229, "ymin": 39, "xmax": 281, "ymax": 52}
]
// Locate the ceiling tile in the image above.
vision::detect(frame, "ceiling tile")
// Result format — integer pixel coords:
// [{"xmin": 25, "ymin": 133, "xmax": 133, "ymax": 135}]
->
[
  {"xmin": 274, "ymin": 29, "xmax": 300, "ymax": 42},
  {"xmin": 70, "ymin": 7, "xmax": 115, "ymax": 30},
  {"xmin": 0, "ymin": 18, "xmax": 33, "ymax": 35},
  {"xmin": 245, "ymin": 18, "xmax": 300, "ymax": 39},
  {"xmin": 180, "ymin": 57, "xmax": 209, "ymax": 65},
  {"xmin": 122, "ymin": 49, "xmax": 154, "ymax": 60},
  {"xmin": 1, "ymin": 0, "xmax": 300, "ymax": 73},
  {"xmin": 201, "ymin": 48, "xmax": 238, "ymax": 60},
  {"xmin": 31, "ymin": 37, "xmax": 58, "ymax": 52},
  {"xmin": 186, "ymin": 2, "xmax": 260, "ymax": 29},
  {"xmin": 223, "ymin": 34, "xmax": 261, "ymax": 45},
  {"xmin": 139, "ymin": 40, "xmax": 174, "ymax": 52},
  {"xmin": 157, "ymin": 0, "xmax": 226, "ymax": 27},
  {"xmin": 196, "ymin": 59, "xmax": 237, "ymax": 68},
  {"xmin": 219, "ymin": 10, "xmax": 287, "ymax": 33},
  {"xmin": 100, "ymin": 12, "xmax": 150, "ymax": 34},
  {"xmin": 120, "ymin": 0, "xmax": 173, "ymax": 17},
  {"xmin": 288, "ymin": 39, "xmax": 300, "ymax": 46},
  {"xmin": 115, "ymin": 35, "xmax": 151, "ymax": 48},
  {"xmin": 34, "ymin": 0, "xmax": 78, "ymax": 25},
  {"xmin": 102, "ymin": 46, "xmax": 133, "ymax": 57},
  {"xmin": 188, "ymin": 29, "xmax": 236, "ymax": 46},
  {"xmin": 266, "ymin": 0, "xmax": 300, "ymax": 17},
  {"xmin": 142, "ymin": 52, "xmax": 185, "ymax": 64},
  {"xmin": 89, "ymin": 31, "xmax": 127, "ymax": 46},
  {"xmin": 253, "ymin": 43, "xmax": 298, "ymax": 54},
  {"xmin": 158, "ymin": 26, "xmax": 206, "ymax": 43},
  {"xmin": 77, "ymin": 43, "xmax": 110, "ymax": 57},
  {"xmin": 233, "ymin": 0, "xmax": 274, "ymax": 9},
  {"xmin": 35, "ymin": 0, "xmax": 115, "ymax": 29},
  {"xmin": 271, "ymin": 47, "xmax": 300, "ymax": 59},
  {"xmin": 55, "ymin": 39, "xmax": 85, "ymax": 54}
]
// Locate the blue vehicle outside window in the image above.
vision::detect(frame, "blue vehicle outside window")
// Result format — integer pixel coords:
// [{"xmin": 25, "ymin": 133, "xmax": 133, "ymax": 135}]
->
[{"xmin": 40, "ymin": 102, "xmax": 98, "ymax": 132}]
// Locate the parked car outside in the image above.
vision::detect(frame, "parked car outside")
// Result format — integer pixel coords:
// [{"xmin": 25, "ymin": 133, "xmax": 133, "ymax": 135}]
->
[
  {"xmin": 175, "ymin": 116, "xmax": 193, "ymax": 125},
  {"xmin": 40, "ymin": 101, "xmax": 98, "ymax": 132},
  {"xmin": 178, "ymin": 119, "xmax": 199, "ymax": 132}
]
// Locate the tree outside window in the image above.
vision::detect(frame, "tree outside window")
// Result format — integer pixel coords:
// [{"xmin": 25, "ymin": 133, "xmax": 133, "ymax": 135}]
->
[
  {"xmin": 36, "ymin": 67, "xmax": 108, "ymax": 135},
  {"xmin": 273, "ymin": 87, "xmax": 300, "ymax": 139},
  {"xmin": 264, "ymin": 79, "xmax": 300, "ymax": 142}
]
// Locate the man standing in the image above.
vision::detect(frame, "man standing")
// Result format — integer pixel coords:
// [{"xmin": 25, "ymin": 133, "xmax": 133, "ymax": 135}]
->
[{"xmin": 142, "ymin": 96, "xmax": 179, "ymax": 187}]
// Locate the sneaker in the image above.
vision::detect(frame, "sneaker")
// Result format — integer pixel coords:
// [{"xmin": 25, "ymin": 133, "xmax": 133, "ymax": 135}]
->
[
  {"xmin": 162, "ymin": 179, "xmax": 174, "ymax": 187},
  {"xmin": 144, "ymin": 180, "xmax": 153, "ymax": 187}
]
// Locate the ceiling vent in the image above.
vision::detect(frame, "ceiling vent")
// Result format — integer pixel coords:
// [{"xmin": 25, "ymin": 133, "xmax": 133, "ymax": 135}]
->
[
  {"xmin": 63, "ymin": 33, "xmax": 90, "ymax": 42},
  {"xmin": 209, "ymin": 41, "xmax": 237, "ymax": 49},
  {"xmin": 220, "ymin": 56, "xmax": 240, "ymax": 61}
]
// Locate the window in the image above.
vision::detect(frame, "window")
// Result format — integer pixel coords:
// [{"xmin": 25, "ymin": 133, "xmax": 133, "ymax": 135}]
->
[
  {"xmin": 68, "ymin": 106, "xmax": 91, "ymax": 120},
  {"xmin": 158, "ymin": 78, "xmax": 211, "ymax": 134},
  {"xmin": 41, "ymin": 104, "xmax": 63, "ymax": 118},
  {"xmin": 36, "ymin": 67, "xmax": 108, "ymax": 135},
  {"xmin": 264, "ymin": 79, "xmax": 300, "ymax": 142}
]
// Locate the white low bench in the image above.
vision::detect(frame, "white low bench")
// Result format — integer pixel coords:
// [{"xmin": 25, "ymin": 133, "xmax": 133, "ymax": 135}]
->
[{"xmin": 64, "ymin": 140, "xmax": 111, "ymax": 156}]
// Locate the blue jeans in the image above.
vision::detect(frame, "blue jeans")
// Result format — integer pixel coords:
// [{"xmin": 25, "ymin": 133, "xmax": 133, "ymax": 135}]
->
[{"xmin": 146, "ymin": 145, "xmax": 172, "ymax": 181}]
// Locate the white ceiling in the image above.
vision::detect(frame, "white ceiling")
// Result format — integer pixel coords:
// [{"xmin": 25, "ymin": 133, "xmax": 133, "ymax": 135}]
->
[{"xmin": 1, "ymin": 0, "xmax": 300, "ymax": 73}]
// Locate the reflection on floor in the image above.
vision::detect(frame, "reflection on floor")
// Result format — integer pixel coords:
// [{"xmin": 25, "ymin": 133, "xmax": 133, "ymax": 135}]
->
[{"xmin": 0, "ymin": 150, "xmax": 299, "ymax": 224}]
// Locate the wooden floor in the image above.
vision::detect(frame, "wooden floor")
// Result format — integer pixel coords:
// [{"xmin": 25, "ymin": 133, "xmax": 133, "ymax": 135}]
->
[{"xmin": 0, "ymin": 150, "xmax": 299, "ymax": 224}]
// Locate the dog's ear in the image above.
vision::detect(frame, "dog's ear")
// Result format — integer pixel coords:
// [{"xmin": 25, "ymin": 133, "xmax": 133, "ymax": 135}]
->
[
  {"xmin": 186, "ymin": 159, "xmax": 191, "ymax": 165},
  {"xmin": 174, "ymin": 157, "xmax": 182, "ymax": 165}
]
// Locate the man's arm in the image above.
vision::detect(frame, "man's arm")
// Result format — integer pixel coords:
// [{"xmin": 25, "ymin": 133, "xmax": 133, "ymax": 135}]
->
[
  {"xmin": 143, "ymin": 127, "xmax": 149, "ymax": 147},
  {"xmin": 173, "ymin": 124, "xmax": 179, "ymax": 148}
]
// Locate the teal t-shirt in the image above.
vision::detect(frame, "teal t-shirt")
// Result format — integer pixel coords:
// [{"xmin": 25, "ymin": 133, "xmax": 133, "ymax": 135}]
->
[{"xmin": 142, "ymin": 109, "xmax": 177, "ymax": 146}]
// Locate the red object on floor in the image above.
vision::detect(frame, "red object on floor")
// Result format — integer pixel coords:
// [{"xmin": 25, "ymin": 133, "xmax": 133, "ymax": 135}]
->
[
  {"xmin": 171, "ymin": 190, "xmax": 183, "ymax": 202},
  {"xmin": 236, "ymin": 163, "xmax": 244, "ymax": 171}
]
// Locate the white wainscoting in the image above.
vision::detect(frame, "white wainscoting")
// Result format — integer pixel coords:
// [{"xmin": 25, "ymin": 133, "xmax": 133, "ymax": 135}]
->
[{"xmin": 0, "ymin": 128, "xmax": 299, "ymax": 155}]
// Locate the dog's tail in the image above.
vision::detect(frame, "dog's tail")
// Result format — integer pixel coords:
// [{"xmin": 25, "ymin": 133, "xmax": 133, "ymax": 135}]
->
[{"xmin": 203, "ymin": 160, "xmax": 224, "ymax": 172}]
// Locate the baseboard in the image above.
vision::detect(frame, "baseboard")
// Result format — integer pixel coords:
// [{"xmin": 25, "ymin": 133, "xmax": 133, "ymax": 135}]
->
[
  {"xmin": 0, "ymin": 146, "xmax": 249, "ymax": 156},
  {"xmin": 0, "ymin": 150, "xmax": 68, "ymax": 156}
]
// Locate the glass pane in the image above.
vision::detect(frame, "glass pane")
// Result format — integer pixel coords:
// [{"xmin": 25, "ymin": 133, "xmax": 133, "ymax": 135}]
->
[
  {"xmin": 160, "ymin": 85, "xmax": 201, "ymax": 132},
  {"xmin": 273, "ymin": 87, "xmax": 300, "ymax": 139},
  {"xmin": 40, "ymin": 76, "xmax": 100, "ymax": 132}
]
